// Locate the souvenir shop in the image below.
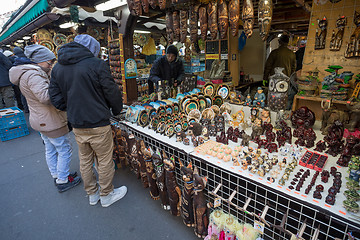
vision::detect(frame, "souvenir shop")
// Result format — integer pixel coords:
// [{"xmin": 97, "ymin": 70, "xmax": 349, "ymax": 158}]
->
[{"xmin": 1, "ymin": 0, "xmax": 360, "ymax": 239}]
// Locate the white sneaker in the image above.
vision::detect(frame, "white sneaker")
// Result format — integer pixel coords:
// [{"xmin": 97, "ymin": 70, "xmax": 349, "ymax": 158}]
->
[
  {"xmin": 89, "ymin": 190, "xmax": 100, "ymax": 206},
  {"xmin": 100, "ymin": 186, "xmax": 127, "ymax": 207}
]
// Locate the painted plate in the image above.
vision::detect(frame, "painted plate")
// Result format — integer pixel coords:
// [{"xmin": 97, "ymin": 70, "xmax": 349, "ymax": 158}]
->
[
  {"xmin": 174, "ymin": 122, "xmax": 182, "ymax": 133},
  {"xmin": 203, "ymin": 82, "xmax": 215, "ymax": 96},
  {"xmin": 157, "ymin": 106, "xmax": 166, "ymax": 116},
  {"xmin": 172, "ymin": 102, "xmax": 180, "ymax": 115},
  {"xmin": 180, "ymin": 95, "xmax": 192, "ymax": 111},
  {"xmin": 212, "ymin": 95, "xmax": 224, "ymax": 107},
  {"xmin": 148, "ymin": 108, "xmax": 157, "ymax": 120},
  {"xmin": 53, "ymin": 33, "xmax": 67, "ymax": 46},
  {"xmin": 204, "ymin": 95, "xmax": 212, "ymax": 108},
  {"xmin": 66, "ymin": 34, "xmax": 75, "ymax": 43},
  {"xmin": 138, "ymin": 110, "xmax": 149, "ymax": 127},
  {"xmin": 198, "ymin": 96, "xmax": 207, "ymax": 112},
  {"xmin": 181, "ymin": 120, "xmax": 189, "ymax": 131},
  {"xmin": 39, "ymin": 40, "xmax": 54, "ymax": 52},
  {"xmin": 201, "ymin": 108, "xmax": 215, "ymax": 120},
  {"xmin": 157, "ymin": 121, "xmax": 166, "ymax": 134},
  {"xmin": 165, "ymin": 105, "xmax": 173, "ymax": 115},
  {"xmin": 187, "ymin": 109, "xmax": 201, "ymax": 122},
  {"xmin": 210, "ymin": 105, "xmax": 220, "ymax": 115},
  {"xmin": 165, "ymin": 124, "xmax": 175, "ymax": 138},
  {"xmin": 184, "ymin": 100, "xmax": 199, "ymax": 115},
  {"xmin": 220, "ymin": 103, "xmax": 232, "ymax": 115},
  {"xmin": 217, "ymin": 84, "xmax": 230, "ymax": 99}
]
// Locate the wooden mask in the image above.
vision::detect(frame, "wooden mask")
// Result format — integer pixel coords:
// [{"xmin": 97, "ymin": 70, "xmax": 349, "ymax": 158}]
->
[
  {"xmin": 207, "ymin": 1, "xmax": 218, "ymax": 40},
  {"xmin": 190, "ymin": 4, "xmax": 200, "ymax": 43},
  {"xmin": 229, "ymin": 0, "xmax": 240, "ymax": 37},
  {"xmin": 166, "ymin": 11, "xmax": 174, "ymax": 44},
  {"xmin": 218, "ymin": 0, "xmax": 229, "ymax": 39},
  {"xmin": 242, "ymin": 0, "xmax": 254, "ymax": 38},
  {"xmin": 258, "ymin": 0, "xmax": 273, "ymax": 41},
  {"xmin": 199, "ymin": 6, "xmax": 208, "ymax": 41},
  {"xmin": 180, "ymin": 10, "xmax": 188, "ymax": 43},
  {"xmin": 173, "ymin": 11, "xmax": 180, "ymax": 42}
]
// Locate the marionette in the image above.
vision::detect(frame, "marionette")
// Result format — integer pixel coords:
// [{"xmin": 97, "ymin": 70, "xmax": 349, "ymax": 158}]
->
[
  {"xmin": 143, "ymin": 147, "xmax": 160, "ymax": 200},
  {"xmin": 153, "ymin": 149, "xmax": 170, "ymax": 210},
  {"xmin": 193, "ymin": 167, "xmax": 209, "ymax": 238},
  {"xmin": 179, "ymin": 158, "xmax": 195, "ymax": 227},
  {"xmin": 163, "ymin": 153, "xmax": 181, "ymax": 216}
]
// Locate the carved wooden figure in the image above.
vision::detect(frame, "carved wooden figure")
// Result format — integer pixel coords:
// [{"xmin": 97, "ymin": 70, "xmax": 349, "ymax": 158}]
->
[
  {"xmin": 315, "ymin": 17, "xmax": 328, "ymax": 50},
  {"xmin": 141, "ymin": 0, "xmax": 149, "ymax": 13},
  {"xmin": 199, "ymin": 6, "xmax": 208, "ymax": 41},
  {"xmin": 134, "ymin": 0, "xmax": 142, "ymax": 16},
  {"xmin": 148, "ymin": 0, "xmax": 157, "ymax": 9},
  {"xmin": 173, "ymin": 11, "xmax": 180, "ymax": 42},
  {"xmin": 179, "ymin": 158, "xmax": 195, "ymax": 227},
  {"xmin": 218, "ymin": 0, "xmax": 229, "ymax": 39},
  {"xmin": 345, "ymin": 11, "xmax": 360, "ymax": 58},
  {"xmin": 207, "ymin": 1, "xmax": 218, "ymax": 40},
  {"xmin": 128, "ymin": 135, "xmax": 140, "ymax": 177},
  {"xmin": 166, "ymin": 11, "xmax": 174, "ymax": 44},
  {"xmin": 330, "ymin": 16, "xmax": 346, "ymax": 51},
  {"xmin": 180, "ymin": 10, "xmax": 188, "ymax": 43},
  {"xmin": 242, "ymin": 0, "xmax": 254, "ymax": 38},
  {"xmin": 190, "ymin": 4, "xmax": 200, "ymax": 44},
  {"xmin": 163, "ymin": 153, "xmax": 181, "ymax": 216},
  {"xmin": 193, "ymin": 167, "xmax": 209, "ymax": 238},
  {"xmin": 229, "ymin": 0, "xmax": 240, "ymax": 37},
  {"xmin": 258, "ymin": 0, "xmax": 273, "ymax": 41},
  {"xmin": 153, "ymin": 149, "xmax": 170, "ymax": 210},
  {"xmin": 144, "ymin": 147, "xmax": 160, "ymax": 200},
  {"xmin": 158, "ymin": 0, "xmax": 166, "ymax": 10},
  {"xmin": 139, "ymin": 140, "xmax": 149, "ymax": 188}
]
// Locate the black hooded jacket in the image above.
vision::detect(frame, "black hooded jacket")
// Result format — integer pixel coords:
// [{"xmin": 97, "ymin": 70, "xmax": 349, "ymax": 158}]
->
[{"xmin": 49, "ymin": 42, "xmax": 123, "ymax": 128}]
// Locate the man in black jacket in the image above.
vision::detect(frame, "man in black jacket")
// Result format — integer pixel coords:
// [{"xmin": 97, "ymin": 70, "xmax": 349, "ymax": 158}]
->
[
  {"xmin": 49, "ymin": 34, "xmax": 127, "ymax": 207},
  {"xmin": 148, "ymin": 45, "xmax": 184, "ymax": 94}
]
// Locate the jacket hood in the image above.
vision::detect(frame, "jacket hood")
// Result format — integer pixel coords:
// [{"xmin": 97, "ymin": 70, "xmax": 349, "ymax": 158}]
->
[
  {"xmin": 9, "ymin": 64, "xmax": 40, "ymax": 85},
  {"xmin": 57, "ymin": 42, "xmax": 95, "ymax": 65},
  {"xmin": 13, "ymin": 57, "xmax": 34, "ymax": 66}
]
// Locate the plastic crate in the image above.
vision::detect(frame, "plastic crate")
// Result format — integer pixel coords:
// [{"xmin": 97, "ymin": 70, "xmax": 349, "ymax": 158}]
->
[
  {"xmin": 0, "ymin": 123, "xmax": 29, "ymax": 141},
  {"xmin": 0, "ymin": 107, "xmax": 26, "ymax": 129}
]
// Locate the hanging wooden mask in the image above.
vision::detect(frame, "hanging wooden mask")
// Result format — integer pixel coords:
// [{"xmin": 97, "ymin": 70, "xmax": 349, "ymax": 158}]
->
[
  {"xmin": 141, "ymin": 0, "xmax": 149, "ymax": 13},
  {"xmin": 218, "ymin": 0, "xmax": 229, "ymax": 39},
  {"xmin": 166, "ymin": 11, "xmax": 174, "ymax": 44},
  {"xmin": 180, "ymin": 10, "xmax": 188, "ymax": 43},
  {"xmin": 345, "ymin": 11, "xmax": 360, "ymax": 58},
  {"xmin": 190, "ymin": 4, "xmax": 200, "ymax": 44},
  {"xmin": 134, "ymin": 0, "xmax": 142, "ymax": 16},
  {"xmin": 242, "ymin": 0, "xmax": 254, "ymax": 38},
  {"xmin": 330, "ymin": 15, "xmax": 346, "ymax": 51},
  {"xmin": 173, "ymin": 11, "xmax": 180, "ymax": 42},
  {"xmin": 199, "ymin": 6, "xmax": 208, "ymax": 41},
  {"xmin": 229, "ymin": 0, "xmax": 240, "ymax": 37},
  {"xmin": 158, "ymin": 0, "xmax": 166, "ymax": 10},
  {"xmin": 315, "ymin": 16, "xmax": 327, "ymax": 50},
  {"xmin": 207, "ymin": 1, "xmax": 218, "ymax": 40},
  {"xmin": 148, "ymin": 0, "xmax": 157, "ymax": 9},
  {"xmin": 258, "ymin": 0, "xmax": 273, "ymax": 41}
]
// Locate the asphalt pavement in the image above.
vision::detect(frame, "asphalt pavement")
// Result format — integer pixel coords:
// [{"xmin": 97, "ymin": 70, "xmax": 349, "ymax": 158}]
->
[{"xmin": 0, "ymin": 116, "xmax": 199, "ymax": 240}]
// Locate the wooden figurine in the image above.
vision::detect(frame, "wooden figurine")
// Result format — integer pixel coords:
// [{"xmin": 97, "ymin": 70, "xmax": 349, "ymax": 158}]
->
[
  {"xmin": 190, "ymin": 4, "xmax": 200, "ymax": 44},
  {"xmin": 164, "ymin": 154, "xmax": 181, "ymax": 216},
  {"xmin": 207, "ymin": 1, "xmax": 218, "ymax": 40},
  {"xmin": 193, "ymin": 167, "xmax": 209, "ymax": 238},
  {"xmin": 242, "ymin": 0, "xmax": 254, "ymax": 38},
  {"xmin": 228, "ymin": 0, "xmax": 240, "ymax": 37},
  {"xmin": 188, "ymin": 122, "xmax": 203, "ymax": 137},
  {"xmin": 345, "ymin": 11, "xmax": 360, "ymax": 57},
  {"xmin": 315, "ymin": 16, "xmax": 328, "ymax": 50},
  {"xmin": 173, "ymin": 11, "xmax": 180, "ymax": 42},
  {"xmin": 199, "ymin": 6, "xmax": 208, "ymax": 41},
  {"xmin": 128, "ymin": 135, "xmax": 140, "ymax": 178},
  {"xmin": 141, "ymin": 0, "xmax": 149, "ymax": 13},
  {"xmin": 180, "ymin": 10, "xmax": 188, "ymax": 43},
  {"xmin": 153, "ymin": 148, "xmax": 170, "ymax": 210},
  {"xmin": 218, "ymin": 0, "xmax": 229, "ymax": 39},
  {"xmin": 179, "ymin": 158, "xmax": 195, "ymax": 227},
  {"xmin": 258, "ymin": 0, "xmax": 273, "ymax": 41},
  {"xmin": 346, "ymin": 100, "xmax": 360, "ymax": 132},
  {"xmin": 330, "ymin": 16, "xmax": 346, "ymax": 51},
  {"xmin": 139, "ymin": 140, "xmax": 149, "ymax": 188},
  {"xmin": 143, "ymin": 147, "xmax": 160, "ymax": 200},
  {"xmin": 166, "ymin": 11, "xmax": 174, "ymax": 44}
]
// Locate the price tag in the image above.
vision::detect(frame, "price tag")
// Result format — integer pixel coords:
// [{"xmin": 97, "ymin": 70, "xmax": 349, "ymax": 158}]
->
[
  {"xmin": 254, "ymin": 221, "xmax": 265, "ymax": 234},
  {"xmin": 214, "ymin": 197, "xmax": 221, "ymax": 208}
]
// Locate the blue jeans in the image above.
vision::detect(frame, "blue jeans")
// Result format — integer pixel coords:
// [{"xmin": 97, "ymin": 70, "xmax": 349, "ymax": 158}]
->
[{"xmin": 40, "ymin": 133, "xmax": 72, "ymax": 182}]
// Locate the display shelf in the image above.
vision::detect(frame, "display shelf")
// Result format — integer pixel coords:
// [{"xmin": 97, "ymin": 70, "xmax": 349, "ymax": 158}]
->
[{"xmin": 115, "ymin": 104, "xmax": 360, "ymax": 240}]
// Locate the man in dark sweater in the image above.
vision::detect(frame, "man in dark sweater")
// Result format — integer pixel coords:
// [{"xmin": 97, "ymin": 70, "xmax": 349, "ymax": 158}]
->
[
  {"xmin": 148, "ymin": 45, "xmax": 184, "ymax": 94},
  {"xmin": 49, "ymin": 34, "xmax": 127, "ymax": 207}
]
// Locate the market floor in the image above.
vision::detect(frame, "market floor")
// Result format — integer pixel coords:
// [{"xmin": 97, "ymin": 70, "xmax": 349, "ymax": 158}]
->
[{"xmin": 0, "ymin": 119, "xmax": 199, "ymax": 240}]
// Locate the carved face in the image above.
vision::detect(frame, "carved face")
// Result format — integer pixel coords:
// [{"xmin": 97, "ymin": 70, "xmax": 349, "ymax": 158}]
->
[
  {"xmin": 336, "ymin": 16, "xmax": 347, "ymax": 29},
  {"xmin": 318, "ymin": 17, "xmax": 327, "ymax": 30},
  {"xmin": 229, "ymin": 0, "xmax": 240, "ymax": 37},
  {"xmin": 158, "ymin": 0, "xmax": 166, "ymax": 9},
  {"xmin": 219, "ymin": 16, "xmax": 229, "ymax": 39},
  {"xmin": 193, "ymin": 174, "xmax": 205, "ymax": 192},
  {"xmin": 209, "ymin": 125, "xmax": 217, "ymax": 136},
  {"xmin": 180, "ymin": 10, "xmax": 188, "ymax": 43},
  {"xmin": 152, "ymin": 154, "xmax": 162, "ymax": 167},
  {"xmin": 181, "ymin": 166, "xmax": 193, "ymax": 182},
  {"xmin": 242, "ymin": 1, "xmax": 254, "ymax": 38},
  {"xmin": 164, "ymin": 156, "xmax": 175, "ymax": 171},
  {"xmin": 258, "ymin": 0, "xmax": 273, "ymax": 41}
]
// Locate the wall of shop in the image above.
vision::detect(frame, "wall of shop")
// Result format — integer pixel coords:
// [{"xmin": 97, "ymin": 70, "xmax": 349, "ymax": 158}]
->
[{"xmin": 302, "ymin": 0, "xmax": 360, "ymax": 79}]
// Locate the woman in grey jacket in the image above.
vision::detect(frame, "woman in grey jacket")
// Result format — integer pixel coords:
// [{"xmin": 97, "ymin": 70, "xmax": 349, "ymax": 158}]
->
[{"xmin": 9, "ymin": 45, "xmax": 81, "ymax": 193}]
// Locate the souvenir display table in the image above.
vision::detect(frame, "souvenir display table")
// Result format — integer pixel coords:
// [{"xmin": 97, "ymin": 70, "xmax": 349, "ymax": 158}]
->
[{"xmin": 114, "ymin": 103, "xmax": 360, "ymax": 240}]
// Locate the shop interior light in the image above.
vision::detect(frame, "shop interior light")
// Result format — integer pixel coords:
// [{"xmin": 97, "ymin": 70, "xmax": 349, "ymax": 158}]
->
[
  {"xmin": 95, "ymin": 0, "xmax": 127, "ymax": 11},
  {"xmin": 17, "ymin": 39, "xmax": 24, "ymax": 43},
  {"xmin": 134, "ymin": 30, "xmax": 151, "ymax": 34},
  {"xmin": 278, "ymin": 34, "xmax": 282, "ymax": 37},
  {"xmin": 59, "ymin": 22, "xmax": 77, "ymax": 29},
  {"xmin": 22, "ymin": 36, "xmax": 31, "ymax": 40}
]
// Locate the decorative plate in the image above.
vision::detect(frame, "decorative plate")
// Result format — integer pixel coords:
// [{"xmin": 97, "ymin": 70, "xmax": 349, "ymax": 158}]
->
[
  {"xmin": 53, "ymin": 33, "xmax": 67, "ymax": 46},
  {"xmin": 172, "ymin": 103, "xmax": 180, "ymax": 115},
  {"xmin": 204, "ymin": 95, "xmax": 212, "ymax": 108},
  {"xmin": 165, "ymin": 124, "xmax": 175, "ymax": 138},
  {"xmin": 150, "ymin": 116, "xmax": 159, "ymax": 130},
  {"xmin": 191, "ymin": 94, "xmax": 199, "ymax": 101},
  {"xmin": 148, "ymin": 108, "xmax": 157, "ymax": 120},
  {"xmin": 188, "ymin": 117, "xmax": 197, "ymax": 124},
  {"xmin": 138, "ymin": 110, "xmax": 149, "ymax": 127},
  {"xmin": 198, "ymin": 96, "xmax": 207, "ymax": 112},
  {"xmin": 203, "ymin": 82, "xmax": 215, "ymax": 96},
  {"xmin": 201, "ymin": 108, "xmax": 215, "ymax": 120},
  {"xmin": 39, "ymin": 40, "xmax": 54, "ymax": 52},
  {"xmin": 180, "ymin": 95, "xmax": 192, "ymax": 111},
  {"xmin": 188, "ymin": 109, "xmax": 201, "ymax": 122},
  {"xmin": 165, "ymin": 113, "xmax": 172, "ymax": 121},
  {"xmin": 174, "ymin": 122, "xmax": 182, "ymax": 133},
  {"xmin": 181, "ymin": 120, "xmax": 189, "ymax": 131},
  {"xmin": 66, "ymin": 34, "xmax": 75, "ymax": 43},
  {"xmin": 157, "ymin": 121, "xmax": 166, "ymax": 134},
  {"xmin": 157, "ymin": 106, "xmax": 166, "ymax": 116},
  {"xmin": 181, "ymin": 114, "xmax": 188, "ymax": 122},
  {"xmin": 213, "ymin": 95, "xmax": 224, "ymax": 107},
  {"xmin": 184, "ymin": 100, "xmax": 199, "ymax": 115},
  {"xmin": 176, "ymin": 93, "xmax": 185, "ymax": 101},
  {"xmin": 165, "ymin": 105, "xmax": 173, "ymax": 114},
  {"xmin": 217, "ymin": 84, "xmax": 230, "ymax": 99},
  {"xmin": 210, "ymin": 105, "xmax": 220, "ymax": 115},
  {"xmin": 220, "ymin": 103, "xmax": 232, "ymax": 115}
]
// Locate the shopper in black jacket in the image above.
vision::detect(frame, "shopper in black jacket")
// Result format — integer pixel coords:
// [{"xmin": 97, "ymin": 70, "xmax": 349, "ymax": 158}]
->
[
  {"xmin": 148, "ymin": 45, "xmax": 184, "ymax": 94},
  {"xmin": 49, "ymin": 34, "xmax": 127, "ymax": 207}
]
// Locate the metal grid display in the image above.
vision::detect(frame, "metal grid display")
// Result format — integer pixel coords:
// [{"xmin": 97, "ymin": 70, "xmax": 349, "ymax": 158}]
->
[{"xmin": 116, "ymin": 121, "xmax": 360, "ymax": 240}]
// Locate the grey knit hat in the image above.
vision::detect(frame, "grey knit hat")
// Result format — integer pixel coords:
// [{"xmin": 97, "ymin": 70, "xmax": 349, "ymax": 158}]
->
[
  {"xmin": 25, "ymin": 45, "xmax": 56, "ymax": 63},
  {"xmin": 74, "ymin": 34, "xmax": 100, "ymax": 57}
]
